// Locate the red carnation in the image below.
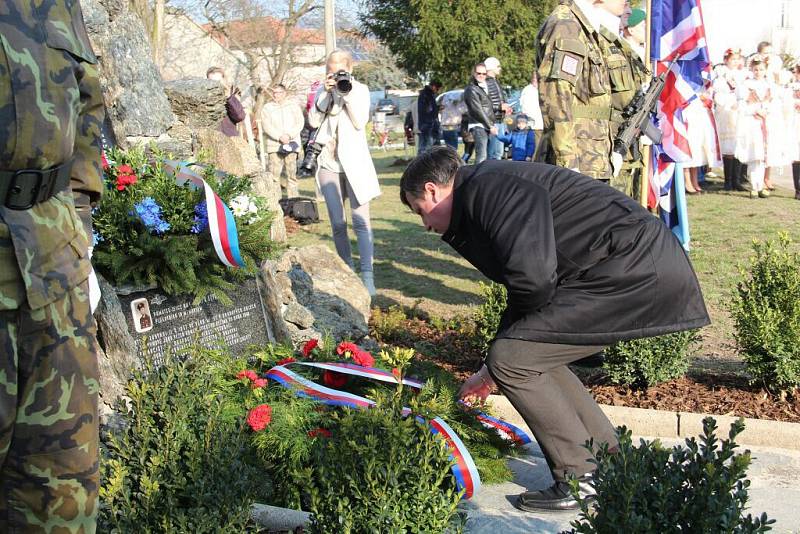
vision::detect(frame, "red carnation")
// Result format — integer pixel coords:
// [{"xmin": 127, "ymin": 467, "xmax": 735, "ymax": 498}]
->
[
  {"xmin": 352, "ymin": 350, "xmax": 375, "ymax": 368},
  {"xmin": 322, "ymin": 370, "xmax": 348, "ymax": 388},
  {"xmin": 336, "ymin": 341, "xmax": 360, "ymax": 357},
  {"xmin": 276, "ymin": 357, "xmax": 296, "ymax": 366},
  {"xmin": 301, "ymin": 339, "xmax": 319, "ymax": 358},
  {"xmin": 246, "ymin": 404, "xmax": 272, "ymax": 431},
  {"xmin": 307, "ymin": 428, "xmax": 332, "ymax": 439},
  {"xmin": 237, "ymin": 369, "xmax": 258, "ymax": 382},
  {"xmin": 251, "ymin": 378, "xmax": 268, "ymax": 389},
  {"xmin": 115, "ymin": 167, "xmax": 138, "ymax": 191},
  {"xmin": 391, "ymin": 368, "xmax": 401, "ymax": 379}
]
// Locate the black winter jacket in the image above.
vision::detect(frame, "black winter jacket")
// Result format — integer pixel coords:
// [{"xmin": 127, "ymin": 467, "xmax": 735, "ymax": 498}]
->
[
  {"xmin": 442, "ymin": 161, "xmax": 710, "ymax": 345},
  {"xmin": 464, "ymin": 77, "xmax": 494, "ymax": 130}
]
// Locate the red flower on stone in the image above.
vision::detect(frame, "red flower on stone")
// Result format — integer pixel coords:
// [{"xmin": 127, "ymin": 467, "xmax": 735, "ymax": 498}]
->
[
  {"xmin": 251, "ymin": 378, "xmax": 268, "ymax": 389},
  {"xmin": 301, "ymin": 339, "xmax": 319, "ymax": 358},
  {"xmin": 307, "ymin": 428, "xmax": 332, "ymax": 439},
  {"xmin": 246, "ymin": 404, "xmax": 272, "ymax": 431},
  {"xmin": 352, "ymin": 350, "xmax": 375, "ymax": 368},
  {"xmin": 336, "ymin": 341, "xmax": 360, "ymax": 358},
  {"xmin": 237, "ymin": 369, "xmax": 259, "ymax": 382},
  {"xmin": 322, "ymin": 370, "xmax": 348, "ymax": 388},
  {"xmin": 276, "ymin": 357, "xmax": 296, "ymax": 366}
]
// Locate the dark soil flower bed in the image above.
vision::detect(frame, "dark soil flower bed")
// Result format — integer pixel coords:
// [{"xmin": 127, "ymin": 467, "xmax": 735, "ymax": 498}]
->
[
  {"xmin": 371, "ymin": 314, "xmax": 800, "ymax": 424},
  {"xmin": 587, "ymin": 374, "xmax": 800, "ymax": 424}
]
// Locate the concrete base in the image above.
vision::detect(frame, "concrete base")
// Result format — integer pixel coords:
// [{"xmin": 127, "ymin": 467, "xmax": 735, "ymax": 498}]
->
[{"xmin": 488, "ymin": 395, "xmax": 800, "ymax": 451}]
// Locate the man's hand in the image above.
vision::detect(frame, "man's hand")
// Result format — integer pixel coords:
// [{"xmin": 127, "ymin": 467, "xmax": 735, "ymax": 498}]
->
[
  {"xmin": 324, "ymin": 74, "xmax": 336, "ymax": 92},
  {"xmin": 611, "ymin": 151, "xmax": 624, "ymax": 178},
  {"xmin": 490, "ymin": 126, "xmax": 498, "ymax": 136},
  {"xmin": 457, "ymin": 365, "xmax": 496, "ymax": 405},
  {"xmin": 279, "ymin": 134, "xmax": 290, "ymax": 144}
]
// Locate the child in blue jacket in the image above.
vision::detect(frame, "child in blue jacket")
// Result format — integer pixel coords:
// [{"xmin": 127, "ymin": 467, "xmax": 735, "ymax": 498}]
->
[{"xmin": 497, "ymin": 114, "xmax": 536, "ymax": 161}]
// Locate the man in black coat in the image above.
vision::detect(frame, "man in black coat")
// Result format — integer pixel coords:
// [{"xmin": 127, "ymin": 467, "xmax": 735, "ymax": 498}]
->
[
  {"xmin": 400, "ymin": 146, "xmax": 710, "ymax": 512},
  {"xmin": 464, "ymin": 63, "xmax": 497, "ymax": 164}
]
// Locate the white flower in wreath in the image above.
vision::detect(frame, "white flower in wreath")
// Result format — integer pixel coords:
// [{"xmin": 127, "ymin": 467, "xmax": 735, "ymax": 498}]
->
[{"xmin": 230, "ymin": 194, "xmax": 260, "ymax": 224}]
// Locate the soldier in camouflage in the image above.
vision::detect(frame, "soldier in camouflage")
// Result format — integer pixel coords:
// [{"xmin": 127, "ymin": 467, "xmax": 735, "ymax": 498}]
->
[
  {"xmin": 601, "ymin": 11, "xmax": 649, "ymax": 198},
  {"xmin": 0, "ymin": 1, "xmax": 104, "ymax": 531},
  {"xmin": 534, "ymin": 0, "xmax": 629, "ymax": 181}
]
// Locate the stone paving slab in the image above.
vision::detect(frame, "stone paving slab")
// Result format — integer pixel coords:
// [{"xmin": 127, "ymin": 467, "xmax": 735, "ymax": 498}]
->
[{"xmin": 461, "ymin": 439, "xmax": 800, "ymax": 533}]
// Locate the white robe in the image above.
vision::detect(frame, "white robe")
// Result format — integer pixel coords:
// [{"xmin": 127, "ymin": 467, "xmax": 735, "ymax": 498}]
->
[
  {"xmin": 786, "ymin": 80, "xmax": 800, "ymax": 162},
  {"xmin": 712, "ymin": 67, "xmax": 743, "ymax": 155},
  {"xmin": 684, "ymin": 95, "xmax": 721, "ymax": 168},
  {"xmin": 734, "ymin": 78, "xmax": 786, "ymax": 167}
]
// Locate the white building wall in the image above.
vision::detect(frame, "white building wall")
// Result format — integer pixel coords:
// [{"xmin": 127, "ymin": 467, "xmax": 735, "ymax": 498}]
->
[{"xmin": 701, "ymin": 0, "xmax": 799, "ymax": 64}]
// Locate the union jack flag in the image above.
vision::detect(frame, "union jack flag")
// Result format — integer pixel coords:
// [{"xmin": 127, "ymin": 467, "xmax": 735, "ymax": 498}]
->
[{"xmin": 649, "ymin": 0, "xmax": 711, "ymax": 245}]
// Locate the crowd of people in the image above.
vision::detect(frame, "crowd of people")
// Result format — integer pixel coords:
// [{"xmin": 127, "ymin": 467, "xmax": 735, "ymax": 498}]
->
[{"xmin": 708, "ymin": 42, "xmax": 800, "ymax": 199}]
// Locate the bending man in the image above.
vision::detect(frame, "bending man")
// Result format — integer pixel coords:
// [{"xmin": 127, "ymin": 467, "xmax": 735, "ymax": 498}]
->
[{"xmin": 399, "ymin": 147, "xmax": 710, "ymax": 512}]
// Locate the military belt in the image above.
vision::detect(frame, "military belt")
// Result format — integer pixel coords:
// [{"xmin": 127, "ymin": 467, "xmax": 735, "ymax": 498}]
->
[
  {"xmin": 0, "ymin": 160, "xmax": 73, "ymax": 210},
  {"xmin": 572, "ymin": 105, "xmax": 624, "ymax": 123}
]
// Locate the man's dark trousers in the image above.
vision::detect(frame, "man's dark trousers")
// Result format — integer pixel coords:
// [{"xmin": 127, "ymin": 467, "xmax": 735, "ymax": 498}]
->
[{"xmin": 486, "ymin": 339, "xmax": 618, "ymax": 481}]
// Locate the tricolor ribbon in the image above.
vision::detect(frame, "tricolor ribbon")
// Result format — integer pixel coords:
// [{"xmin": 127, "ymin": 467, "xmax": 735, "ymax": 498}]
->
[
  {"xmin": 163, "ymin": 160, "xmax": 245, "ymax": 268},
  {"xmin": 265, "ymin": 361, "xmax": 534, "ymax": 499}
]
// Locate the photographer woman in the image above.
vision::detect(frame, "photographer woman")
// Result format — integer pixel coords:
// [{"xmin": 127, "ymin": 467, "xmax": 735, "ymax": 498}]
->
[{"xmin": 307, "ymin": 50, "xmax": 381, "ymax": 296}]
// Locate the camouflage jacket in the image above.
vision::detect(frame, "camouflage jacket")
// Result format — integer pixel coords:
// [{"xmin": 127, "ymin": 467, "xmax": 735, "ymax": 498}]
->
[
  {"xmin": 535, "ymin": 0, "xmax": 614, "ymax": 179},
  {"xmin": 0, "ymin": 0, "xmax": 104, "ymax": 311},
  {"xmin": 599, "ymin": 27, "xmax": 649, "ymax": 163}
]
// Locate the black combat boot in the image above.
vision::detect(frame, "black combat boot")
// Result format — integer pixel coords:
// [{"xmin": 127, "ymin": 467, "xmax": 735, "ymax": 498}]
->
[{"xmin": 722, "ymin": 157, "xmax": 734, "ymax": 190}]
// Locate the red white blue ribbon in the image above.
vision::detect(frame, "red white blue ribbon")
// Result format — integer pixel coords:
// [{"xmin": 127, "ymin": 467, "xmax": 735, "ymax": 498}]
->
[
  {"xmin": 265, "ymin": 361, "xmax": 533, "ymax": 499},
  {"xmin": 163, "ymin": 160, "xmax": 245, "ymax": 268},
  {"xmin": 265, "ymin": 363, "xmax": 483, "ymax": 499},
  {"xmin": 292, "ymin": 361, "xmax": 425, "ymax": 389}
]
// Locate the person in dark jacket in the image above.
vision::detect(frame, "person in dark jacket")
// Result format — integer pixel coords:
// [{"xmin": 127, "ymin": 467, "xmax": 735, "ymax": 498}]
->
[
  {"xmin": 207, "ymin": 66, "xmax": 246, "ymax": 137},
  {"xmin": 497, "ymin": 114, "xmax": 536, "ymax": 161},
  {"xmin": 417, "ymin": 80, "xmax": 442, "ymax": 153},
  {"xmin": 464, "ymin": 63, "xmax": 497, "ymax": 164},
  {"xmin": 399, "ymin": 146, "xmax": 710, "ymax": 513}
]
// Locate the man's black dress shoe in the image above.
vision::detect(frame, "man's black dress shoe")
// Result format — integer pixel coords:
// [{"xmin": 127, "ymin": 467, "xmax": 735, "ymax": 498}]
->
[{"xmin": 515, "ymin": 476, "xmax": 595, "ymax": 513}]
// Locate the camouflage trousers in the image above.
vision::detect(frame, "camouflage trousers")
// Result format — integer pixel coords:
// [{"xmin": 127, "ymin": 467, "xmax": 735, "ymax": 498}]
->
[
  {"xmin": 610, "ymin": 166, "xmax": 642, "ymax": 200},
  {"xmin": 0, "ymin": 282, "xmax": 99, "ymax": 533}
]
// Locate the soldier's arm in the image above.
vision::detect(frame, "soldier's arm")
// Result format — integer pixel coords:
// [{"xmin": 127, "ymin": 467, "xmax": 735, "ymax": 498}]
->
[
  {"xmin": 537, "ymin": 19, "xmax": 585, "ymax": 170},
  {"xmin": 71, "ymin": 61, "xmax": 105, "ymax": 238}
]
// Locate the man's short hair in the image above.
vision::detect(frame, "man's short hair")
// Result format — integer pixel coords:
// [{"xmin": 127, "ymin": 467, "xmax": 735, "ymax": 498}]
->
[
  {"xmin": 400, "ymin": 146, "xmax": 462, "ymax": 207},
  {"xmin": 474, "ymin": 62, "xmax": 486, "ymax": 72},
  {"xmin": 430, "ymin": 79, "xmax": 442, "ymax": 89},
  {"xmin": 756, "ymin": 41, "xmax": 772, "ymax": 53},
  {"xmin": 206, "ymin": 66, "xmax": 225, "ymax": 78}
]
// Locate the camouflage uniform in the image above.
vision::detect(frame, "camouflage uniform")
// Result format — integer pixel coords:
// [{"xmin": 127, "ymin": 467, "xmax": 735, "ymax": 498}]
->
[
  {"xmin": 0, "ymin": 1, "xmax": 104, "ymax": 532},
  {"xmin": 535, "ymin": 0, "xmax": 614, "ymax": 179},
  {"xmin": 600, "ymin": 28, "xmax": 649, "ymax": 197}
]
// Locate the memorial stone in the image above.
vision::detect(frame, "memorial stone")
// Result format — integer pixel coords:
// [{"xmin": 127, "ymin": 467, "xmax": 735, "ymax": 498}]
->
[{"xmin": 117, "ymin": 277, "xmax": 273, "ymax": 365}]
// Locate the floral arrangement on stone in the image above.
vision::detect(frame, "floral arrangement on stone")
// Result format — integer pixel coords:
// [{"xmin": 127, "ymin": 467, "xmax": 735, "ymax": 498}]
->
[
  {"xmin": 92, "ymin": 146, "xmax": 277, "ymax": 304},
  {"xmin": 223, "ymin": 338, "xmax": 530, "ymax": 529}
]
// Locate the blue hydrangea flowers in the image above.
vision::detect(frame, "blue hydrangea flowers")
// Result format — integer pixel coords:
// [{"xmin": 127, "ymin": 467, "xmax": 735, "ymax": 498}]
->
[{"xmin": 134, "ymin": 197, "xmax": 171, "ymax": 234}]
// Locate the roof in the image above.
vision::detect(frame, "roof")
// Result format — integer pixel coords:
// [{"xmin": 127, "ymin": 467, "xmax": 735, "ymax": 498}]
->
[{"xmin": 202, "ymin": 16, "xmax": 325, "ymax": 49}]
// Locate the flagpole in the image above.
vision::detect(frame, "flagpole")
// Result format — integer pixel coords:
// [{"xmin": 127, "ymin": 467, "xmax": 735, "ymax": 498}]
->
[{"xmin": 640, "ymin": 0, "xmax": 653, "ymax": 209}]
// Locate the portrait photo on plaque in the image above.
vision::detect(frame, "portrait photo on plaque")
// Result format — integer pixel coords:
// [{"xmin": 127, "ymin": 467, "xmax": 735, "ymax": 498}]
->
[{"xmin": 131, "ymin": 298, "xmax": 154, "ymax": 333}]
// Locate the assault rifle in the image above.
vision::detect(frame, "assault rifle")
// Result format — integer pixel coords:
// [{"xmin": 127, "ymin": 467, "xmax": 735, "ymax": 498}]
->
[{"xmin": 613, "ymin": 63, "xmax": 673, "ymax": 161}]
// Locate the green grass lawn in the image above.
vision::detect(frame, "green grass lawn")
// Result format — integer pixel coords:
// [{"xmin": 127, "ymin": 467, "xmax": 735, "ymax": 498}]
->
[{"xmin": 288, "ymin": 150, "xmax": 800, "ymax": 369}]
